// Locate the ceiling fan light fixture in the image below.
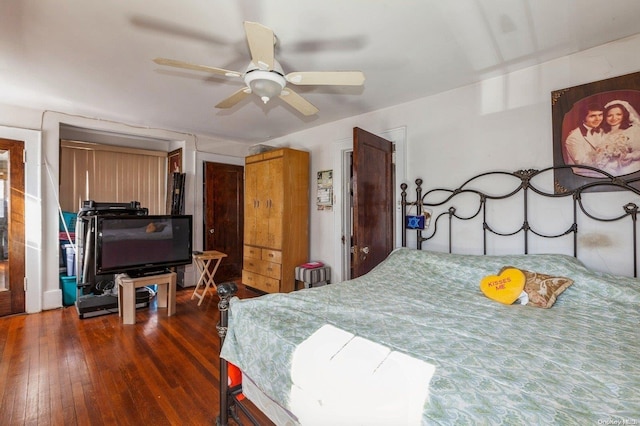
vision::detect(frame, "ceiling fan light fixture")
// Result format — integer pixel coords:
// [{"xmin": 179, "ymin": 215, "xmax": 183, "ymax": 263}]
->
[{"xmin": 245, "ymin": 70, "xmax": 286, "ymax": 104}]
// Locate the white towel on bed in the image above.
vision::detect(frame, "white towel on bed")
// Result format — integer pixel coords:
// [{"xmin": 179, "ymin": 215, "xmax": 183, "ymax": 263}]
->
[{"xmin": 290, "ymin": 324, "xmax": 435, "ymax": 426}]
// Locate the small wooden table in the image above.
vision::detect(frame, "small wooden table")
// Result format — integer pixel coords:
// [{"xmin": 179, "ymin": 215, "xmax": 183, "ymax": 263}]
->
[
  {"xmin": 192, "ymin": 251, "xmax": 227, "ymax": 305},
  {"xmin": 116, "ymin": 271, "xmax": 177, "ymax": 325}
]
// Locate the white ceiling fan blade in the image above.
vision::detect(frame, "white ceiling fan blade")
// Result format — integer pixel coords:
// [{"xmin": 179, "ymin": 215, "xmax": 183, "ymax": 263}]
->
[
  {"xmin": 279, "ymin": 88, "xmax": 319, "ymax": 116},
  {"xmin": 244, "ymin": 21, "xmax": 275, "ymax": 70},
  {"xmin": 153, "ymin": 58, "xmax": 242, "ymax": 78},
  {"xmin": 286, "ymin": 71, "xmax": 365, "ymax": 86},
  {"xmin": 215, "ymin": 88, "xmax": 251, "ymax": 109}
]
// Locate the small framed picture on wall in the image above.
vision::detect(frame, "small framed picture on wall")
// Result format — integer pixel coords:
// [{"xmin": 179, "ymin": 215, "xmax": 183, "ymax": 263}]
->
[
  {"xmin": 168, "ymin": 148, "xmax": 182, "ymax": 174},
  {"xmin": 316, "ymin": 169, "xmax": 333, "ymax": 210}
]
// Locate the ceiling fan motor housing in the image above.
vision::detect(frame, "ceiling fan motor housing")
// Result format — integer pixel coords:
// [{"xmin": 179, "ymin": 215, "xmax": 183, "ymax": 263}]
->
[
  {"xmin": 244, "ymin": 60, "xmax": 286, "ymax": 103},
  {"xmin": 244, "ymin": 69, "xmax": 286, "ymax": 104}
]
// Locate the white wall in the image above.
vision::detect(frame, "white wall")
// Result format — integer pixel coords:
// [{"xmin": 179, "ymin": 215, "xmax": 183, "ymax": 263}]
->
[{"xmin": 267, "ymin": 33, "xmax": 640, "ymax": 280}]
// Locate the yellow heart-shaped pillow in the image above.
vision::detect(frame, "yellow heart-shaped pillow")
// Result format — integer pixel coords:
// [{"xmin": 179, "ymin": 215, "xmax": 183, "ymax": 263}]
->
[{"xmin": 480, "ymin": 268, "xmax": 526, "ymax": 305}]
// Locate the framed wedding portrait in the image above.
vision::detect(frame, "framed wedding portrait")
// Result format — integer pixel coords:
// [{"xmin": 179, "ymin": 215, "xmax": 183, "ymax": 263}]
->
[{"xmin": 551, "ymin": 71, "xmax": 640, "ymax": 193}]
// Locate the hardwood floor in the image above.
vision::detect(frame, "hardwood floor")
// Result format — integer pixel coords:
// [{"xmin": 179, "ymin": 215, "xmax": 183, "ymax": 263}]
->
[{"xmin": 0, "ymin": 283, "xmax": 274, "ymax": 426}]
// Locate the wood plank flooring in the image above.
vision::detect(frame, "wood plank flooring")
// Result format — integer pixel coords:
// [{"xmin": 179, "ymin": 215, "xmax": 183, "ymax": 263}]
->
[{"xmin": 0, "ymin": 283, "xmax": 274, "ymax": 426}]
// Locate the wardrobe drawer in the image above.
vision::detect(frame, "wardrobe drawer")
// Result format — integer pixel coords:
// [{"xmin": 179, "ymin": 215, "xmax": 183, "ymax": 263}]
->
[
  {"xmin": 261, "ymin": 249, "xmax": 282, "ymax": 264},
  {"xmin": 243, "ymin": 257, "xmax": 281, "ymax": 279},
  {"xmin": 260, "ymin": 261, "xmax": 281, "ymax": 280},
  {"xmin": 244, "ymin": 245, "xmax": 261, "ymax": 260},
  {"xmin": 242, "ymin": 270, "xmax": 280, "ymax": 293},
  {"xmin": 243, "ymin": 257, "xmax": 261, "ymax": 274}
]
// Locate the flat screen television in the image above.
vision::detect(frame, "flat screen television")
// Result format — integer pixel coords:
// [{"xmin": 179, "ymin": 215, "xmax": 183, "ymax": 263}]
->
[{"xmin": 95, "ymin": 214, "xmax": 193, "ymax": 276}]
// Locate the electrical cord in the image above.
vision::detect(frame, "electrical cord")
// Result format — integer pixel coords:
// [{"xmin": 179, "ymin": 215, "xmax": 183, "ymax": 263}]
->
[
  {"xmin": 94, "ymin": 279, "xmax": 114, "ymax": 293},
  {"xmin": 145, "ymin": 286, "xmax": 157, "ymax": 300}
]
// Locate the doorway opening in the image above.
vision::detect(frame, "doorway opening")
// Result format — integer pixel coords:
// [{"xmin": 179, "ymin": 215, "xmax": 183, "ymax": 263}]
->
[{"xmin": 202, "ymin": 161, "xmax": 244, "ymax": 282}]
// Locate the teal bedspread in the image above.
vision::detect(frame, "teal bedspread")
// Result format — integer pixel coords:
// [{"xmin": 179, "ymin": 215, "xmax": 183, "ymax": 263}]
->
[{"xmin": 221, "ymin": 248, "xmax": 640, "ymax": 424}]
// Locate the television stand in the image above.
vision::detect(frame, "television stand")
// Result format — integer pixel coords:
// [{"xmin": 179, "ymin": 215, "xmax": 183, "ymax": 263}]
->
[{"xmin": 116, "ymin": 272, "xmax": 176, "ymax": 324}]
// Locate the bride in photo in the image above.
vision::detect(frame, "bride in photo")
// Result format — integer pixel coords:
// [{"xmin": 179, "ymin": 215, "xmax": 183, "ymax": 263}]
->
[{"xmin": 592, "ymin": 99, "xmax": 640, "ymax": 176}]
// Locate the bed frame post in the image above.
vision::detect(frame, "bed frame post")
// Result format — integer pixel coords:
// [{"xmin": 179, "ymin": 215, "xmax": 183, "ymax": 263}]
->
[
  {"xmin": 216, "ymin": 282, "xmax": 238, "ymax": 426},
  {"xmin": 415, "ymin": 179, "xmax": 423, "ymax": 250},
  {"xmin": 401, "ymin": 183, "xmax": 408, "ymax": 247},
  {"xmin": 624, "ymin": 202, "xmax": 639, "ymax": 277}
]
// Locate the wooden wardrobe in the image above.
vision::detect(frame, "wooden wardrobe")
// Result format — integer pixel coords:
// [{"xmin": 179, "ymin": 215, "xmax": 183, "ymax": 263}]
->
[{"xmin": 242, "ymin": 148, "xmax": 309, "ymax": 293}]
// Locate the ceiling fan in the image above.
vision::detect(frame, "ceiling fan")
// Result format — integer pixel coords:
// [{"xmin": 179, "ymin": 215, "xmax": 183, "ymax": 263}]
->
[{"xmin": 153, "ymin": 21, "xmax": 365, "ymax": 116}]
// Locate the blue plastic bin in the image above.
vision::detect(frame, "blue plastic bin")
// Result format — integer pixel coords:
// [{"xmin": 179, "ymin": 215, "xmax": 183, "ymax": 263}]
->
[
  {"xmin": 59, "ymin": 211, "xmax": 77, "ymax": 232},
  {"xmin": 60, "ymin": 275, "xmax": 77, "ymax": 306}
]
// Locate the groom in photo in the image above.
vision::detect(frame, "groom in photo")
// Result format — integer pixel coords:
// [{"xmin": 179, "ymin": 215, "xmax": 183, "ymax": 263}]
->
[
  {"xmin": 564, "ymin": 102, "xmax": 605, "ymax": 167},
  {"xmin": 564, "ymin": 103, "xmax": 604, "ymax": 166}
]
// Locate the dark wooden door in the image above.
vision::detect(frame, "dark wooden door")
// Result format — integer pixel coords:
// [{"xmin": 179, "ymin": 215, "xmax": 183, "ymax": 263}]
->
[
  {"xmin": 203, "ymin": 162, "xmax": 243, "ymax": 281},
  {"xmin": 352, "ymin": 127, "xmax": 394, "ymax": 278},
  {"xmin": 0, "ymin": 138, "xmax": 25, "ymax": 316}
]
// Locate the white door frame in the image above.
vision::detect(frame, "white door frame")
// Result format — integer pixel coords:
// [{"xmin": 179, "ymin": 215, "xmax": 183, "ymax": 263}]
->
[
  {"xmin": 332, "ymin": 127, "xmax": 406, "ymax": 283},
  {"xmin": 0, "ymin": 126, "xmax": 42, "ymax": 313}
]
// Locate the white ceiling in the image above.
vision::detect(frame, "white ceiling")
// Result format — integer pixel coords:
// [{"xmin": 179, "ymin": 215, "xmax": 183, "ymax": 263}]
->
[{"xmin": 2, "ymin": 0, "xmax": 639, "ymax": 144}]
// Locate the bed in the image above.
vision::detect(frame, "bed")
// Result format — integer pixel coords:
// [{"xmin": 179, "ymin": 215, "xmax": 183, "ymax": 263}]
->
[{"xmin": 216, "ymin": 165, "xmax": 640, "ymax": 425}]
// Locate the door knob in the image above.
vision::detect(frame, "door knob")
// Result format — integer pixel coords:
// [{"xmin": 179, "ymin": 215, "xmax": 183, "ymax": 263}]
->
[
  {"xmin": 209, "ymin": 228, "xmax": 215, "ymax": 234},
  {"xmin": 359, "ymin": 246, "xmax": 369, "ymax": 261}
]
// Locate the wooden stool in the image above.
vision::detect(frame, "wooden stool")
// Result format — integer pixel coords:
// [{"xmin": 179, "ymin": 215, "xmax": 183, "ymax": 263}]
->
[
  {"xmin": 116, "ymin": 271, "xmax": 176, "ymax": 325},
  {"xmin": 192, "ymin": 250, "xmax": 227, "ymax": 305},
  {"xmin": 295, "ymin": 266, "xmax": 331, "ymax": 289}
]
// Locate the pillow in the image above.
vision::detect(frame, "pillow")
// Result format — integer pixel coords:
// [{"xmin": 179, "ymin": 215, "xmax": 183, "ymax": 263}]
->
[
  {"xmin": 479, "ymin": 268, "xmax": 526, "ymax": 305},
  {"xmin": 500, "ymin": 266, "xmax": 573, "ymax": 308}
]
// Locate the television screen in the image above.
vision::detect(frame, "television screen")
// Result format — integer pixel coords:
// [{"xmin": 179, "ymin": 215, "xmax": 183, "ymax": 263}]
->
[{"xmin": 95, "ymin": 215, "xmax": 192, "ymax": 276}]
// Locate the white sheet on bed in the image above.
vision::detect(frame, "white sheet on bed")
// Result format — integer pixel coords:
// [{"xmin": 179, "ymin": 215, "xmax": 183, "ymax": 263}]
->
[{"xmin": 290, "ymin": 324, "xmax": 435, "ymax": 425}]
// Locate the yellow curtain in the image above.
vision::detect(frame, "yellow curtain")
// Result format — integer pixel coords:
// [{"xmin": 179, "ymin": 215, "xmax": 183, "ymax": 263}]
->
[{"xmin": 59, "ymin": 140, "xmax": 167, "ymax": 214}]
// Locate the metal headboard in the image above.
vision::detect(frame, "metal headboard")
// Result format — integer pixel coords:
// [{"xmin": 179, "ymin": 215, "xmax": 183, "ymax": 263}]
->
[{"xmin": 401, "ymin": 165, "xmax": 640, "ymax": 277}]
